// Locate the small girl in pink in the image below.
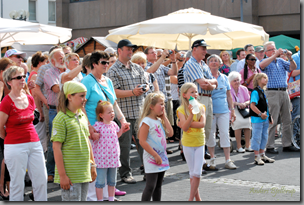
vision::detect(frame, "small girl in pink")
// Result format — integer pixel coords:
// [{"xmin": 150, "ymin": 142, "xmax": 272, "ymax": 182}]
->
[{"xmin": 92, "ymin": 100, "xmax": 129, "ymax": 201}]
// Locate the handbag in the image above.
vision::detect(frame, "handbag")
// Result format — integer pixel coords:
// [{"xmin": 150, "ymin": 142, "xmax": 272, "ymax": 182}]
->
[
  {"xmin": 33, "ymin": 109, "xmax": 40, "ymax": 125},
  {"xmin": 234, "ymin": 94, "xmax": 250, "ymax": 118},
  {"xmin": 287, "ymin": 71, "xmax": 300, "ymax": 99}
]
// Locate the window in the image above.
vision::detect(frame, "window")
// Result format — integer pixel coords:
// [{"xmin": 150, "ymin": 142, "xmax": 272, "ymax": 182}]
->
[
  {"xmin": 29, "ymin": 0, "xmax": 36, "ymax": 21},
  {"xmin": 48, "ymin": 1, "xmax": 56, "ymax": 22}
]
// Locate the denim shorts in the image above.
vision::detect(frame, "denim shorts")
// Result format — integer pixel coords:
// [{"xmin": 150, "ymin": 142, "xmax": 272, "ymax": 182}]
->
[{"xmin": 95, "ymin": 168, "xmax": 117, "ymax": 188}]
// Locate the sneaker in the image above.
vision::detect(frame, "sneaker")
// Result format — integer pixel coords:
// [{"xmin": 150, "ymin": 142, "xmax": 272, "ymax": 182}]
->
[
  {"xmin": 254, "ymin": 156, "xmax": 265, "ymax": 165},
  {"xmin": 130, "ymin": 144, "xmax": 136, "ymax": 149},
  {"xmin": 245, "ymin": 147, "xmax": 254, "ymax": 152},
  {"xmin": 236, "ymin": 147, "xmax": 245, "ymax": 153},
  {"xmin": 225, "ymin": 159, "xmax": 237, "ymax": 169},
  {"xmin": 203, "ymin": 163, "xmax": 218, "ymax": 171},
  {"xmin": 261, "ymin": 155, "xmax": 275, "ymax": 163},
  {"xmin": 121, "ymin": 176, "xmax": 136, "ymax": 184},
  {"xmin": 115, "ymin": 188, "xmax": 126, "ymax": 196},
  {"xmin": 210, "ymin": 158, "xmax": 216, "ymax": 167}
]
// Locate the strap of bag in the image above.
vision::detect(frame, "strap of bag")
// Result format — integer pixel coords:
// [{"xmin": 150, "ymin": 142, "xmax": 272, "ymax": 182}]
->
[
  {"xmin": 287, "ymin": 70, "xmax": 294, "ymax": 83},
  {"xmin": 90, "ymin": 73, "xmax": 110, "ymax": 101}
]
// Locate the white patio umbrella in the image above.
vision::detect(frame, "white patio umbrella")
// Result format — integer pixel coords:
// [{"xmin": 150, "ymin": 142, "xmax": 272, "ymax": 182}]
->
[
  {"xmin": 106, "ymin": 8, "xmax": 269, "ymax": 50},
  {"xmin": 0, "ymin": 17, "xmax": 72, "ymax": 54}
]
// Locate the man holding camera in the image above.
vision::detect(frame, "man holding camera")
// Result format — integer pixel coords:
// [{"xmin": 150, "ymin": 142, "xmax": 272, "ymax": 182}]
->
[
  {"xmin": 259, "ymin": 41, "xmax": 299, "ymax": 154},
  {"xmin": 107, "ymin": 39, "xmax": 149, "ymax": 184}
]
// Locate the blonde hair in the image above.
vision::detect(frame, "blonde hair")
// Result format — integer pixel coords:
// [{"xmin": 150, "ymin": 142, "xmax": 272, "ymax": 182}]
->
[
  {"xmin": 137, "ymin": 91, "xmax": 167, "ymax": 136},
  {"xmin": 131, "ymin": 52, "xmax": 147, "ymax": 65},
  {"xmin": 179, "ymin": 83, "xmax": 202, "ymax": 120},
  {"xmin": 95, "ymin": 100, "xmax": 112, "ymax": 121},
  {"xmin": 2, "ymin": 66, "xmax": 24, "ymax": 90},
  {"xmin": 64, "ymin": 53, "xmax": 80, "ymax": 65},
  {"xmin": 253, "ymin": 73, "xmax": 268, "ymax": 90},
  {"xmin": 219, "ymin": 50, "xmax": 233, "ymax": 65}
]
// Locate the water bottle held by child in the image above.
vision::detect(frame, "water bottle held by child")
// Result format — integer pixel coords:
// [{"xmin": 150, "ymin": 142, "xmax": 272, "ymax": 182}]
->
[{"xmin": 189, "ymin": 96, "xmax": 200, "ymax": 114}]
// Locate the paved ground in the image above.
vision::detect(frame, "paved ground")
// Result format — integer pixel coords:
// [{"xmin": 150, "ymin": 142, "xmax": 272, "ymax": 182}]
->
[{"xmin": 1, "ymin": 136, "xmax": 301, "ymax": 202}]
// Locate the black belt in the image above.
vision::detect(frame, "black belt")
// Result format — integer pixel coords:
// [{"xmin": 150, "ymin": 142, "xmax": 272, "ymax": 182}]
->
[
  {"xmin": 48, "ymin": 105, "xmax": 56, "ymax": 109},
  {"xmin": 267, "ymin": 88, "xmax": 287, "ymax": 91}
]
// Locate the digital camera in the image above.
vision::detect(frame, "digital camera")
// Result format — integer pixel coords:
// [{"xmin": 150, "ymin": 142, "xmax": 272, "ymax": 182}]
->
[{"xmin": 139, "ymin": 84, "xmax": 147, "ymax": 91}]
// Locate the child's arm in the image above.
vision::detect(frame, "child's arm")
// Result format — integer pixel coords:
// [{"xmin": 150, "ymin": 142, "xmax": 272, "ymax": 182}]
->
[
  {"xmin": 88, "ymin": 139, "xmax": 97, "ymax": 183},
  {"xmin": 53, "ymin": 141, "xmax": 73, "ymax": 190},
  {"xmin": 177, "ymin": 105, "xmax": 194, "ymax": 132},
  {"xmin": 189, "ymin": 106, "xmax": 206, "ymax": 128},
  {"xmin": 158, "ymin": 110, "xmax": 174, "ymax": 138},
  {"xmin": 139, "ymin": 123, "xmax": 162, "ymax": 165},
  {"xmin": 117, "ymin": 122, "xmax": 130, "ymax": 138},
  {"xmin": 250, "ymin": 102, "xmax": 267, "ymax": 120}
]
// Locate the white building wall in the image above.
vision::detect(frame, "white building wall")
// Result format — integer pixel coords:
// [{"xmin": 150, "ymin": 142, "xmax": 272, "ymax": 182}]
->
[{"xmin": 0, "ymin": 0, "xmax": 56, "ymax": 25}]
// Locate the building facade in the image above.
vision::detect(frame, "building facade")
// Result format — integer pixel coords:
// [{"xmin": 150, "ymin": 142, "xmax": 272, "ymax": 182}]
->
[
  {"xmin": 0, "ymin": 0, "xmax": 56, "ymax": 25},
  {"xmin": 56, "ymin": 0, "xmax": 300, "ymax": 40}
]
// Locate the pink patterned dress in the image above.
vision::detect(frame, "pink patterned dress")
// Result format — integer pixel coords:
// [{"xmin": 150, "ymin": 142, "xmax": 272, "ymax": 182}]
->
[{"xmin": 92, "ymin": 121, "xmax": 121, "ymax": 168}]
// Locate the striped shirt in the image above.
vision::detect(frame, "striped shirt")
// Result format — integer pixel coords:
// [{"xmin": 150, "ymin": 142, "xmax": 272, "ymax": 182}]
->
[
  {"xmin": 183, "ymin": 56, "xmax": 214, "ymax": 94},
  {"xmin": 261, "ymin": 57, "xmax": 291, "ymax": 88},
  {"xmin": 106, "ymin": 60, "xmax": 148, "ymax": 119},
  {"xmin": 145, "ymin": 62, "xmax": 170, "ymax": 100},
  {"xmin": 51, "ymin": 109, "xmax": 91, "ymax": 184},
  {"xmin": 44, "ymin": 66, "xmax": 64, "ymax": 106},
  {"xmin": 35, "ymin": 63, "xmax": 53, "ymax": 98},
  {"xmin": 177, "ymin": 67, "xmax": 184, "ymax": 89}
]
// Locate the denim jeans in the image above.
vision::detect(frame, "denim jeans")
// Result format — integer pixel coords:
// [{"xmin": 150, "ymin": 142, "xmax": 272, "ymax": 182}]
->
[
  {"xmin": 251, "ymin": 120, "xmax": 269, "ymax": 151},
  {"xmin": 95, "ymin": 168, "xmax": 117, "ymax": 188},
  {"xmin": 46, "ymin": 108, "xmax": 57, "ymax": 176}
]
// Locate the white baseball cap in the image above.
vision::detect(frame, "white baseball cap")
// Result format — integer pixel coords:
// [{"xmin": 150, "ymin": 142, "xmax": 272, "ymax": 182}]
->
[{"xmin": 4, "ymin": 49, "xmax": 26, "ymax": 59}]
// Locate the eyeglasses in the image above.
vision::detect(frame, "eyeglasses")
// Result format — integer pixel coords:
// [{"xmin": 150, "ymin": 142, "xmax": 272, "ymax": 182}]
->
[
  {"xmin": 12, "ymin": 55, "xmax": 22, "ymax": 59},
  {"xmin": 99, "ymin": 61, "xmax": 110, "ymax": 65},
  {"xmin": 266, "ymin": 48, "xmax": 276, "ymax": 52},
  {"xmin": 11, "ymin": 75, "xmax": 26, "ymax": 80},
  {"xmin": 248, "ymin": 58, "xmax": 257, "ymax": 61}
]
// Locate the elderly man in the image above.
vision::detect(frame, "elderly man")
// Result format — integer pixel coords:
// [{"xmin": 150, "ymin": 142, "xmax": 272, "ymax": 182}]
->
[
  {"xmin": 107, "ymin": 39, "xmax": 149, "ymax": 184},
  {"xmin": 230, "ymin": 49, "xmax": 246, "ymax": 72},
  {"xmin": 236, "ymin": 44, "xmax": 258, "ymax": 72},
  {"xmin": 259, "ymin": 41, "xmax": 299, "ymax": 154},
  {"xmin": 43, "ymin": 48, "xmax": 66, "ymax": 182},
  {"xmin": 183, "ymin": 39, "xmax": 219, "ymax": 173}
]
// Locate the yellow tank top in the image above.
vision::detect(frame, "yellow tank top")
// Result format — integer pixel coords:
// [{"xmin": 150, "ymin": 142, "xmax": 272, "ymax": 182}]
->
[{"xmin": 177, "ymin": 104, "xmax": 205, "ymax": 147}]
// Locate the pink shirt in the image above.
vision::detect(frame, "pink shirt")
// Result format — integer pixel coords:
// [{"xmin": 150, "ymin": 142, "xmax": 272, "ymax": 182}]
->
[
  {"xmin": 44, "ymin": 66, "xmax": 62, "ymax": 106},
  {"xmin": 240, "ymin": 66, "xmax": 261, "ymax": 91},
  {"xmin": 230, "ymin": 85, "xmax": 250, "ymax": 104},
  {"xmin": 92, "ymin": 121, "xmax": 121, "ymax": 168}
]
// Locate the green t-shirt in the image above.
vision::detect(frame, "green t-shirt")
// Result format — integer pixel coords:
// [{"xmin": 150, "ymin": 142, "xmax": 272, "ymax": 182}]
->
[{"xmin": 51, "ymin": 109, "xmax": 91, "ymax": 184}]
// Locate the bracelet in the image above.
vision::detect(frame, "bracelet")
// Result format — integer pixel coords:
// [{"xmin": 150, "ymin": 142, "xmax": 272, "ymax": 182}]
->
[
  {"xmin": 91, "ymin": 164, "xmax": 97, "ymax": 168},
  {"xmin": 118, "ymin": 116, "xmax": 125, "ymax": 121},
  {"xmin": 132, "ymin": 89, "xmax": 135, "ymax": 96}
]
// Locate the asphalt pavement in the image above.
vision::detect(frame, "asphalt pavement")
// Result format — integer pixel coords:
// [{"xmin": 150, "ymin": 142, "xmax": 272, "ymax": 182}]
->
[{"xmin": 2, "ymin": 136, "xmax": 301, "ymax": 202}]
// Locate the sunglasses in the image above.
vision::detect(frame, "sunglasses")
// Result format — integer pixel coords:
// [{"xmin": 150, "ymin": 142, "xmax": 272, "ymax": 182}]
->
[
  {"xmin": 11, "ymin": 75, "xmax": 26, "ymax": 80},
  {"xmin": 248, "ymin": 59, "xmax": 257, "ymax": 61},
  {"xmin": 177, "ymin": 59, "xmax": 184, "ymax": 62},
  {"xmin": 99, "ymin": 61, "xmax": 110, "ymax": 65},
  {"xmin": 12, "ymin": 55, "xmax": 23, "ymax": 59}
]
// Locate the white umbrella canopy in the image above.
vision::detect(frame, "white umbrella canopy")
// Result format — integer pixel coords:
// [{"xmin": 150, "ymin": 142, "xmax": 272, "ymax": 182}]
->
[
  {"xmin": 106, "ymin": 8, "xmax": 269, "ymax": 50},
  {"xmin": 0, "ymin": 17, "xmax": 72, "ymax": 48}
]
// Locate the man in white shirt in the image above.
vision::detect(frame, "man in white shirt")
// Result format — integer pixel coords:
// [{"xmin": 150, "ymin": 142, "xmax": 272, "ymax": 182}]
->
[{"xmin": 230, "ymin": 49, "xmax": 246, "ymax": 72}]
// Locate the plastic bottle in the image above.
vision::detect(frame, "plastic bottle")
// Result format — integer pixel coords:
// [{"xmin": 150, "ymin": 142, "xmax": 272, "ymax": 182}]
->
[{"xmin": 189, "ymin": 96, "xmax": 200, "ymax": 115}]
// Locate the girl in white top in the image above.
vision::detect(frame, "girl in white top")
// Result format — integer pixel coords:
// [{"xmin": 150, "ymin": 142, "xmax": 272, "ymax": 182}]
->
[{"xmin": 138, "ymin": 92, "xmax": 173, "ymax": 201}]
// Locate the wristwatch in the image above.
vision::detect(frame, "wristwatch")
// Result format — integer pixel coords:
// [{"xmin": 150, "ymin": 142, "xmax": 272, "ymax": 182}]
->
[{"xmin": 258, "ymin": 112, "xmax": 262, "ymax": 117}]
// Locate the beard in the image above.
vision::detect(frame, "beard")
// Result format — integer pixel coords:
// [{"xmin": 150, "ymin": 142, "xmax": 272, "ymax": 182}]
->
[{"xmin": 55, "ymin": 61, "xmax": 66, "ymax": 69}]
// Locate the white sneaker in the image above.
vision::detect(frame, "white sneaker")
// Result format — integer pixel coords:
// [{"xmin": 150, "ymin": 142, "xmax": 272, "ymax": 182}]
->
[
  {"xmin": 210, "ymin": 158, "xmax": 216, "ymax": 167},
  {"xmin": 261, "ymin": 155, "xmax": 275, "ymax": 163},
  {"xmin": 254, "ymin": 156, "xmax": 265, "ymax": 165},
  {"xmin": 236, "ymin": 147, "xmax": 245, "ymax": 153},
  {"xmin": 245, "ymin": 147, "xmax": 254, "ymax": 152},
  {"xmin": 225, "ymin": 159, "xmax": 237, "ymax": 169}
]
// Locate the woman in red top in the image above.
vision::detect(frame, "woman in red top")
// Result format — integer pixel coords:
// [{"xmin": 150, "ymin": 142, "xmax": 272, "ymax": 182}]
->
[{"xmin": 0, "ymin": 66, "xmax": 47, "ymax": 201}]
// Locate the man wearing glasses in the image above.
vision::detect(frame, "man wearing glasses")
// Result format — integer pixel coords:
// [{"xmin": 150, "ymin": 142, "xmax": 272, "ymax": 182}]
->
[{"xmin": 259, "ymin": 41, "xmax": 299, "ymax": 154}]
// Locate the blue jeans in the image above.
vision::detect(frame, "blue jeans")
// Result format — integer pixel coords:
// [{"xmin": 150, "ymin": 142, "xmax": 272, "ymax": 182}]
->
[
  {"xmin": 46, "ymin": 108, "xmax": 57, "ymax": 176},
  {"xmin": 95, "ymin": 168, "xmax": 117, "ymax": 188},
  {"xmin": 291, "ymin": 97, "xmax": 300, "ymax": 135},
  {"xmin": 251, "ymin": 120, "xmax": 269, "ymax": 151}
]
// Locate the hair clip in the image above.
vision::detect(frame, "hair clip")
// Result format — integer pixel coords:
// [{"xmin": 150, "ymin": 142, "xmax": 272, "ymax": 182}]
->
[
  {"xmin": 151, "ymin": 93, "xmax": 157, "ymax": 99},
  {"xmin": 100, "ymin": 101, "xmax": 108, "ymax": 106}
]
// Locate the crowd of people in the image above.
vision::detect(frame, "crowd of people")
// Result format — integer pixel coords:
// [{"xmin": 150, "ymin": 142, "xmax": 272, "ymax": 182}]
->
[{"xmin": 0, "ymin": 37, "xmax": 300, "ymax": 201}]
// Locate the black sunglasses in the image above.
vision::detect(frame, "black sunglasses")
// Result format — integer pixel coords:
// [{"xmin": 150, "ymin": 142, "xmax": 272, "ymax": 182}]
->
[
  {"xmin": 248, "ymin": 58, "xmax": 257, "ymax": 61},
  {"xmin": 177, "ymin": 59, "xmax": 184, "ymax": 62},
  {"xmin": 13, "ymin": 55, "xmax": 23, "ymax": 59},
  {"xmin": 11, "ymin": 75, "xmax": 26, "ymax": 80},
  {"xmin": 99, "ymin": 61, "xmax": 110, "ymax": 65}
]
